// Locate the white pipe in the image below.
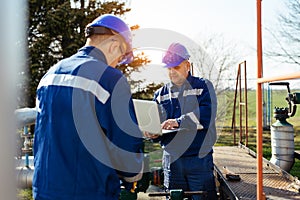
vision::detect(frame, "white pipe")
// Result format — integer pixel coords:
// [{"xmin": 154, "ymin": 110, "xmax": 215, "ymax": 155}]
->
[
  {"xmin": 0, "ymin": 0, "xmax": 27, "ymax": 199},
  {"xmin": 15, "ymin": 108, "xmax": 37, "ymax": 127}
]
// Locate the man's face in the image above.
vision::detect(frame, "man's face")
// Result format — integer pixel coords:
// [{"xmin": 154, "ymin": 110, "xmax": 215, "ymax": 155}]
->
[{"xmin": 168, "ymin": 60, "xmax": 190, "ymax": 86}]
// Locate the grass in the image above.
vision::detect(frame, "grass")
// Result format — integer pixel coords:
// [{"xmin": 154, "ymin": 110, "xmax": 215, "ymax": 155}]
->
[
  {"xmin": 218, "ymin": 89, "xmax": 300, "ymax": 127},
  {"xmin": 17, "ymin": 189, "xmax": 32, "ymax": 200}
]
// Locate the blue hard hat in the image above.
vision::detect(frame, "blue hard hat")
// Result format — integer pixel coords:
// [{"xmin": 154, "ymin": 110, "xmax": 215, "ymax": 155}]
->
[
  {"xmin": 162, "ymin": 43, "xmax": 190, "ymax": 68},
  {"xmin": 87, "ymin": 14, "xmax": 133, "ymax": 64}
]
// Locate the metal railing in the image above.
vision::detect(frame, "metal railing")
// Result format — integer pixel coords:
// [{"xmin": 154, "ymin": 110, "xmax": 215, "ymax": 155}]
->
[{"xmin": 232, "ymin": 60, "xmax": 249, "ymax": 146}]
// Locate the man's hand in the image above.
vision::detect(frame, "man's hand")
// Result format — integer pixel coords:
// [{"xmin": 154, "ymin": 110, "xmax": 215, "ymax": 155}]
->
[
  {"xmin": 143, "ymin": 131, "xmax": 160, "ymax": 139},
  {"xmin": 161, "ymin": 119, "xmax": 179, "ymax": 130}
]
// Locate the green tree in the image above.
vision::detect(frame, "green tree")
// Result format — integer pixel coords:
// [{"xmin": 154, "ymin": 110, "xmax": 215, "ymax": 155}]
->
[{"xmin": 132, "ymin": 82, "xmax": 164, "ymax": 100}]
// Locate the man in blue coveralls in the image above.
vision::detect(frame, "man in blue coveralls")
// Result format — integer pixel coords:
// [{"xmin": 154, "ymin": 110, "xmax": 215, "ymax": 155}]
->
[
  {"xmin": 33, "ymin": 14, "xmax": 144, "ymax": 200},
  {"xmin": 145, "ymin": 43, "xmax": 218, "ymax": 200}
]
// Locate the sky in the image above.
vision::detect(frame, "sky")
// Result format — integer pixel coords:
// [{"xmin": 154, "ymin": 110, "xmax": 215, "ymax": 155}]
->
[{"xmin": 123, "ymin": 0, "xmax": 299, "ymax": 89}]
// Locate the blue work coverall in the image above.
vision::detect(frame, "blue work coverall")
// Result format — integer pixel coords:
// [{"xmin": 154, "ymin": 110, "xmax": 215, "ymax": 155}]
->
[
  {"xmin": 33, "ymin": 46, "xmax": 143, "ymax": 200},
  {"xmin": 153, "ymin": 72, "xmax": 217, "ymax": 200}
]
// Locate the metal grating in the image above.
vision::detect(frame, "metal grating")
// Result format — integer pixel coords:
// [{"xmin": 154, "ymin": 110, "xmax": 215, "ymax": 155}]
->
[{"xmin": 214, "ymin": 146, "xmax": 300, "ymax": 200}]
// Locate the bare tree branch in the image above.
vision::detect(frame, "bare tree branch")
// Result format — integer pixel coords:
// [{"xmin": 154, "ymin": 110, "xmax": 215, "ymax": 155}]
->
[
  {"xmin": 266, "ymin": 27, "xmax": 300, "ymax": 66},
  {"xmin": 265, "ymin": 0, "xmax": 300, "ymax": 66}
]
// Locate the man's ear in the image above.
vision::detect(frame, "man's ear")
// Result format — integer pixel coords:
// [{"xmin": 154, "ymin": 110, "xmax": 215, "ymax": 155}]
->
[
  {"xmin": 186, "ymin": 61, "xmax": 191, "ymax": 72},
  {"xmin": 108, "ymin": 39, "xmax": 120, "ymax": 55}
]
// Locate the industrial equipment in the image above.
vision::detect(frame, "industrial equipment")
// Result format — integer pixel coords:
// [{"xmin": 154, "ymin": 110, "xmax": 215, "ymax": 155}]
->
[{"xmin": 269, "ymin": 82, "xmax": 300, "ymax": 171}]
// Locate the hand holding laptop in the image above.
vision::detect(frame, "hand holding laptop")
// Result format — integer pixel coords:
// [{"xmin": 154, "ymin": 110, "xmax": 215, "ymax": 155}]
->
[
  {"xmin": 161, "ymin": 119, "xmax": 179, "ymax": 130},
  {"xmin": 143, "ymin": 118, "xmax": 179, "ymax": 139},
  {"xmin": 143, "ymin": 131, "xmax": 160, "ymax": 139}
]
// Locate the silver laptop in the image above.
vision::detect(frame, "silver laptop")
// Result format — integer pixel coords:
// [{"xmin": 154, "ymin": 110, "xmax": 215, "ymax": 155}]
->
[{"xmin": 132, "ymin": 99, "xmax": 184, "ymax": 135}]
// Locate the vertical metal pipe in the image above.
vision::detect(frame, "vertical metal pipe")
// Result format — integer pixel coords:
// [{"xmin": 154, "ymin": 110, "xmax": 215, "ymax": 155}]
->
[
  {"xmin": 232, "ymin": 66, "xmax": 241, "ymax": 145},
  {"xmin": 239, "ymin": 65, "xmax": 243, "ymax": 144},
  {"xmin": 244, "ymin": 61, "xmax": 248, "ymax": 146},
  {"xmin": 268, "ymin": 85, "xmax": 272, "ymax": 127},
  {"xmin": 0, "ymin": 0, "xmax": 27, "ymax": 199},
  {"xmin": 24, "ymin": 126, "xmax": 30, "ymax": 167},
  {"xmin": 256, "ymin": 0, "xmax": 265, "ymax": 199}
]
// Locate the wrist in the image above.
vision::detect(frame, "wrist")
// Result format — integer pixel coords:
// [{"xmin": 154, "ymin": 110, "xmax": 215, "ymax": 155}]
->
[{"xmin": 176, "ymin": 117, "xmax": 182, "ymax": 126}]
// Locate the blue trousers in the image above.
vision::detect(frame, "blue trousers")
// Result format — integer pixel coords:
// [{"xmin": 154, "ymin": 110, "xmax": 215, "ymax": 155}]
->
[{"xmin": 163, "ymin": 151, "xmax": 217, "ymax": 200}]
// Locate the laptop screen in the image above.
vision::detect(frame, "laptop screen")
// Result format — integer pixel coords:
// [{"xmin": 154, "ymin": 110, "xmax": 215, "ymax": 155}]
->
[{"xmin": 132, "ymin": 99, "xmax": 162, "ymax": 135}]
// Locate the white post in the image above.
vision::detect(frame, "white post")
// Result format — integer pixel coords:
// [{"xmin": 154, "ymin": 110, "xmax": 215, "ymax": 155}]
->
[{"xmin": 0, "ymin": 0, "xmax": 27, "ymax": 199}]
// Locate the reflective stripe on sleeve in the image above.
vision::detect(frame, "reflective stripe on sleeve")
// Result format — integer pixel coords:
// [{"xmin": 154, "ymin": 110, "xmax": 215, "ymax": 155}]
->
[
  {"xmin": 37, "ymin": 74, "xmax": 110, "ymax": 104},
  {"xmin": 123, "ymin": 162, "xmax": 144, "ymax": 183},
  {"xmin": 186, "ymin": 112, "xmax": 204, "ymax": 130}
]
